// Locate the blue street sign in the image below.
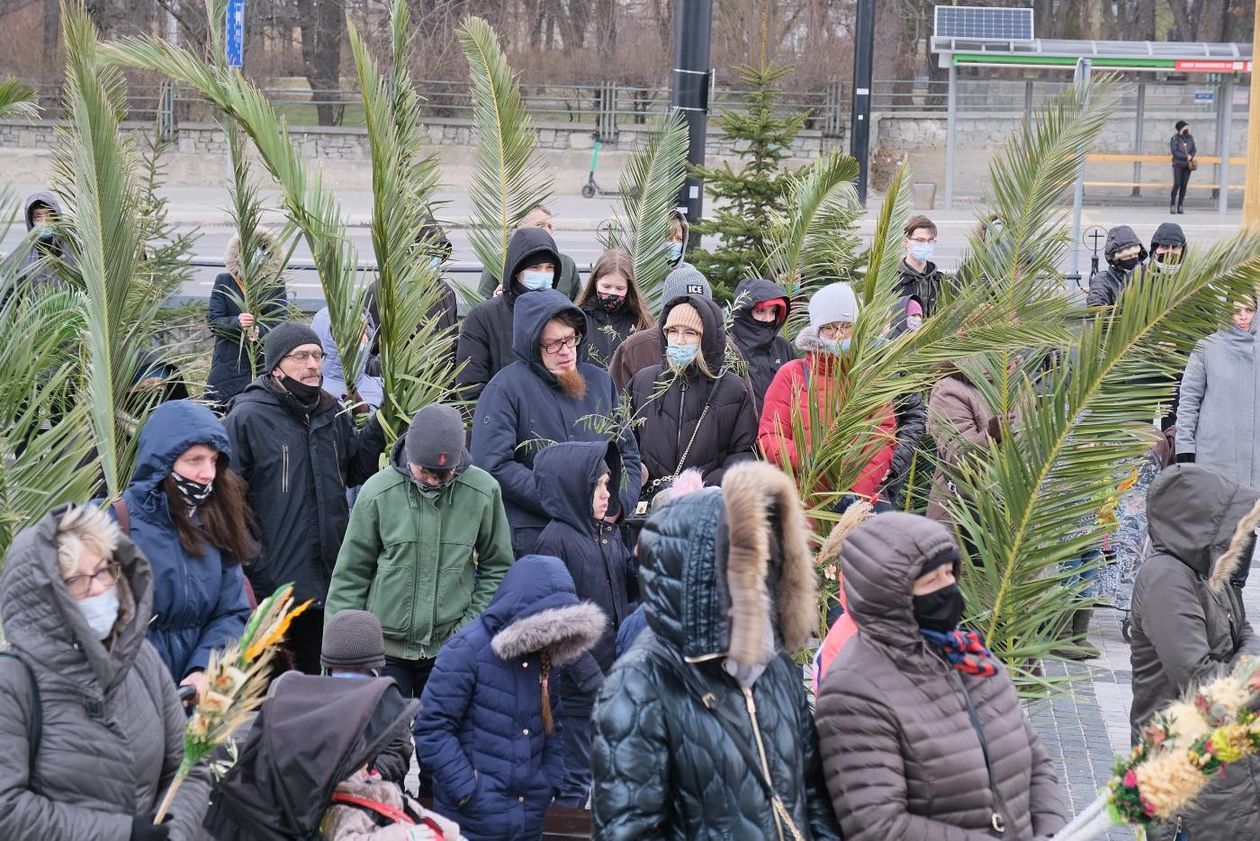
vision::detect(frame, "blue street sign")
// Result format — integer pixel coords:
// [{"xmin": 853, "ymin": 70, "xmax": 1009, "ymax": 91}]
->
[
  {"xmin": 226, "ymin": 0, "xmax": 244, "ymax": 68},
  {"xmin": 1193, "ymin": 89, "xmax": 1215, "ymax": 104}
]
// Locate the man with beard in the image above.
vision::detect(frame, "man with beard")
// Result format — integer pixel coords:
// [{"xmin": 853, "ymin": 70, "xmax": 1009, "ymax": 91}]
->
[
  {"xmin": 224, "ymin": 322, "xmax": 386, "ymax": 674},
  {"xmin": 472, "ymin": 289, "xmax": 643, "ymax": 557}
]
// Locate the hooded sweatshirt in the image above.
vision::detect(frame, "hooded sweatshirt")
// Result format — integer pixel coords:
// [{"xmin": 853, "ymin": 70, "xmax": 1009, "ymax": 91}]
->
[
  {"xmin": 16, "ymin": 190, "xmax": 70, "ymax": 294},
  {"xmin": 1086, "ymin": 225, "xmax": 1148, "ymax": 307},
  {"xmin": 470, "ymin": 289, "xmax": 642, "ymax": 538},
  {"xmin": 729, "ymin": 277, "xmax": 796, "ymax": 411},
  {"xmin": 456, "ymin": 227, "xmax": 563, "ymax": 404},
  {"xmin": 113, "ymin": 400, "xmax": 252, "ymax": 682},
  {"xmin": 895, "ymin": 258, "xmax": 944, "ymax": 317}
]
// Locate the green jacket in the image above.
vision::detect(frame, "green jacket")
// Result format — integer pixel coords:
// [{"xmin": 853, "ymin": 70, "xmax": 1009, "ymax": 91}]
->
[{"xmin": 325, "ymin": 441, "xmax": 515, "ymax": 660}]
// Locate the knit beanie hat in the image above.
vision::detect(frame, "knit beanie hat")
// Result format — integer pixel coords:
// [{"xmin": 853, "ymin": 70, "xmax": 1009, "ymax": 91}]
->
[
  {"xmin": 264, "ymin": 322, "xmax": 322, "ymax": 373},
  {"xmin": 321, "ymin": 610, "xmax": 386, "ymax": 672},
  {"xmin": 662, "ymin": 264, "xmax": 711, "ymax": 301},
  {"xmin": 664, "ymin": 302, "xmax": 704, "ymax": 335},
  {"xmin": 405, "ymin": 404, "xmax": 467, "ymax": 471},
  {"xmin": 808, "ymin": 283, "xmax": 859, "ymax": 330}
]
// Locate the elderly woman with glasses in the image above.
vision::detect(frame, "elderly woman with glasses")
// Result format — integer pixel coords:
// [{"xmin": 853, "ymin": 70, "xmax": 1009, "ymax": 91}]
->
[{"xmin": 0, "ymin": 504, "xmax": 211, "ymax": 841}]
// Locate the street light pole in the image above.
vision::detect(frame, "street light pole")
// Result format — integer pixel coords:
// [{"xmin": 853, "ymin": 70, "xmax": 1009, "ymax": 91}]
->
[
  {"xmin": 1243, "ymin": 1, "xmax": 1260, "ymax": 230},
  {"xmin": 671, "ymin": 0, "xmax": 713, "ymax": 237},
  {"xmin": 850, "ymin": 0, "xmax": 875, "ymax": 206}
]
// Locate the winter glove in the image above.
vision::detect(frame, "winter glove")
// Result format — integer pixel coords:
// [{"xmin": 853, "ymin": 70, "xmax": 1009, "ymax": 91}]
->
[
  {"xmin": 986, "ymin": 415, "xmax": 1003, "ymax": 443},
  {"xmin": 129, "ymin": 814, "xmax": 171, "ymax": 841},
  {"xmin": 1175, "ymin": 451, "xmax": 1195, "ymax": 464}
]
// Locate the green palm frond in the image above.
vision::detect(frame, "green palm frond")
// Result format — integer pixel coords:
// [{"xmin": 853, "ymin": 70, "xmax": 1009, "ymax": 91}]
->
[
  {"xmin": 0, "ymin": 78, "xmax": 38, "ymax": 120},
  {"xmin": 351, "ymin": 0, "xmax": 459, "ymax": 444},
  {"xmin": 612, "ymin": 110, "xmax": 689, "ymax": 305},
  {"xmin": 458, "ymin": 16, "xmax": 551, "ymax": 289},
  {"xmin": 103, "ymin": 16, "xmax": 369, "ymax": 390}
]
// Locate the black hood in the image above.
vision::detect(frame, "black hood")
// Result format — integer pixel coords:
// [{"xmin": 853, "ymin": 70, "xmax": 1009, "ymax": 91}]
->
[
  {"xmin": 511, "ymin": 287, "xmax": 589, "ymax": 382},
  {"xmin": 1150, "ymin": 222, "xmax": 1186, "ymax": 251},
  {"xmin": 503, "ymin": 227, "xmax": 561, "ymax": 304},
  {"xmin": 534, "ymin": 440, "xmax": 623, "ymax": 535},
  {"xmin": 1104, "ymin": 225, "xmax": 1148, "ymax": 264},
  {"xmin": 657, "ymin": 294, "xmax": 727, "ymax": 374}
]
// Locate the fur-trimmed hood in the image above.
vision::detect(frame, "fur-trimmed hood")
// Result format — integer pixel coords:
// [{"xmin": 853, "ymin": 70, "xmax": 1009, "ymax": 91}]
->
[
  {"xmin": 1147, "ymin": 465, "xmax": 1260, "ymax": 590},
  {"xmin": 484, "ymin": 554, "xmax": 607, "ymax": 666},
  {"xmin": 637, "ymin": 461, "xmax": 817, "ymax": 666},
  {"xmin": 224, "ymin": 227, "xmax": 283, "ymax": 281},
  {"xmin": 794, "ymin": 325, "xmax": 834, "ymax": 355}
]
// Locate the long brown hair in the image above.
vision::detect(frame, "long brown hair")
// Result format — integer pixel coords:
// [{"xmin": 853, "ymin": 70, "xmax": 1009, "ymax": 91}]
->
[
  {"xmin": 576, "ymin": 249, "xmax": 654, "ymax": 331},
  {"xmin": 162, "ymin": 454, "xmax": 257, "ymax": 565}
]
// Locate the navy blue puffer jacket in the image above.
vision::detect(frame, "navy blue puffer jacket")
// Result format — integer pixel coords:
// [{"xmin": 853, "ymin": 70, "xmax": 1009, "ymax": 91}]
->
[
  {"xmin": 114, "ymin": 400, "xmax": 252, "ymax": 682},
  {"xmin": 414, "ymin": 554, "xmax": 607, "ymax": 841}
]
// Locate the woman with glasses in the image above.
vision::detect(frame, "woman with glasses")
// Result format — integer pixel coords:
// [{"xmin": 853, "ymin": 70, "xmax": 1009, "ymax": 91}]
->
[
  {"xmin": 0, "ymin": 504, "xmax": 211, "ymax": 840},
  {"xmin": 628, "ymin": 294, "xmax": 758, "ymax": 499},
  {"xmin": 108, "ymin": 400, "xmax": 255, "ymax": 705}
]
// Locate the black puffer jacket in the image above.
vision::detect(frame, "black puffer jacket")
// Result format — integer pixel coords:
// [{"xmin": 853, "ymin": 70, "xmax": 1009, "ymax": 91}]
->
[
  {"xmin": 590, "ymin": 462, "xmax": 841, "ymax": 840},
  {"xmin": 729, "ymin": 277, "xmax": 795, "ymax": 412},
  {"xmin": 1086, "ymin": 225, "xmax": 1148, "ymax": 307},
  {"xmin": 628, "ymin": 295, "xmax": 758, "ymax": 492}
]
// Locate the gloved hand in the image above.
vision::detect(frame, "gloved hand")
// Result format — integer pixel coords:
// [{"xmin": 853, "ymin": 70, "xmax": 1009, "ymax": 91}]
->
[
  {"xmin": 130, "ymin": 814, "xmax": 171, "ymax": 841},
  {"xmin": 1175, "ymin": 451, "xmax": 1195, "ymax": 464},
  {"xmin": 986, "ymin": 415, "xmax": 1003, "ymax": 443}
]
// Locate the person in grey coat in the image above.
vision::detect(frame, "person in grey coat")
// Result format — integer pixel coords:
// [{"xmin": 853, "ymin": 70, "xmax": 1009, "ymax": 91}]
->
[
  {"xmin": 1175, "ymin": 296, "xmax": 1260, "ymax": 488},
  {"xmin": 0, "ymin": 504, "xmax": 210, "ymax": 841},
  {"xmin": 1129, "ymin": 465, "xmax": 1260, "ymax": 840}
]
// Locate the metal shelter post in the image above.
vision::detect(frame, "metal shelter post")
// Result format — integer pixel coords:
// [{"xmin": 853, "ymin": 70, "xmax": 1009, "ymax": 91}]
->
[
  {"xmin": 1218, "ymin": 75, "xmax": 1234, "ymax": 214},
  {"xmin": 944, "ymin": 63, "xmax": 957, "ymax": 210},
  {"xmin": 1212, "ymin": 79, "xmax": 1227, "ymax": 203},
  {"xmin": 1068, "ymin": 58, "xmax": 1092, "ymax": 288},
  {"xmin": 850, "ymin": 0, "xmax": 876, "ymax": 205},
  {"xmin": 1132, "ymin": 80, "xmax": 1145, "ymax": 196},
  {"xmin": 670, "ymin": 0, "xmax": 714, "ymax": 228},
  {"xmin": 1245, "ymin": 1, "xmax": 1260, "ymax": 230}
]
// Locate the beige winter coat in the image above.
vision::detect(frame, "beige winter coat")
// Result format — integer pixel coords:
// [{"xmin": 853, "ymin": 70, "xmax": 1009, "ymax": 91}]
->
[{"xmin": 926, "ymin": 371, "xmax": 998, "ymax": 522}]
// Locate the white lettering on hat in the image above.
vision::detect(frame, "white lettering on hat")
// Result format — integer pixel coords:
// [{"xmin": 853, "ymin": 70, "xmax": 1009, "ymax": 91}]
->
[{"xmin": 687, "ymin": 284, "xmax": 704, "ymax": 294}]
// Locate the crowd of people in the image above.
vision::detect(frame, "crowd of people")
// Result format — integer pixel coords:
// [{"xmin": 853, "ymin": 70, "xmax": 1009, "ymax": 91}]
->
[{"xmin": 4, "ymin": 192, "xmax": 1260, "ymax": 841}]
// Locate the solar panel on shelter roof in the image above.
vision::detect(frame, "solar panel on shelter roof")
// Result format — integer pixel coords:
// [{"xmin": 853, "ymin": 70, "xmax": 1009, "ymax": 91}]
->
[{"xmin": 934, "ymin": 6, "xmax": 1035, "ymax": 41}]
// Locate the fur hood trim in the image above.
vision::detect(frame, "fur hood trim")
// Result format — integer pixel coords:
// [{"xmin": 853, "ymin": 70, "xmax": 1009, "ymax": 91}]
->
[
  {"xmin": 794, "ymin": 325, "xmax": 837, "ymax": 355},
  {"xmin": 722, "ymin": 461, "xmax": 818, "ymax": 663},
  {"xmin": 1211, "ymin": 495, "xmax": 1260, "ymax": 591},
  {"xmin": 224, "ymin": 228, "xmax": 282, "ymax": 280},
  {"xmin": 491, "ymin": 602, "xmax": 607, "ymax": 665}
]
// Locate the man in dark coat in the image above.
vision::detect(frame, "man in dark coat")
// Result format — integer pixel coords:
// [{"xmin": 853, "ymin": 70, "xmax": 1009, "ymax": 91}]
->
[
  {"xmin": 475, "ymin": 205, "xmax": 582, "ymax": 301},
  {"xmin": 1130, "ymin": 465, "xmax": 1260, "ymax": 840},
  {"xmin": 224, "ymin": 322, "xmax": 386, "ymax": 674},
  {"xmin": 897, "ymin": 215, "xmax": 945, "ymax": 316},
  {"xmin": 456, "ymin": 226, "xmax": 563, "ymax": 405},
  {"xmin": 883, "ymin": 295, "xmax": 929, "ymax": 508},
  {"xmin": 471, "ymin": 289, "xmax": 643, "ymax": 557},
  {"xmin": 1086, "ymin": 225, "xmax": 1147, "ymax": 307},
  {"xmin": 729, "ymin": 276, "xmax": 796, "ymax": 413},
  {"xmin": 533, "ymin": 440, "xmax": 636, "ymax": 806}
]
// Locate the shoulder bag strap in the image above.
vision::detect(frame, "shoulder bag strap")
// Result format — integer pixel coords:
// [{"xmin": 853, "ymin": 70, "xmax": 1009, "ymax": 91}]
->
[
  {"xmin": 329, "ymin": 792, "xmax": 420, "ymax": 828},
  {"xmin": 110, "ymin": 498, "xmax": 131, "ymax": 535},
  {"xmin": 0, "ymin": 652, "xmax": 41, "ymax": 787},
  {"xmin": 952, "ymin": 671, "xmax": 1008, "ymax": 836}
]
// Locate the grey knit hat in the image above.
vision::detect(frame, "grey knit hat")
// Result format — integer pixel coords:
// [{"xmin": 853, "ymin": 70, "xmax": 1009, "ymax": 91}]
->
[
  {"xmin": 321, "ymin": 610, "xmax": 386, "ymax": 672},
  {"xmin": 264, "ymin": 322, "xmax": 321, "ymax": 373},
  {"xmin": 662, "ymin": 264, "xmax": 711, "ymax": 302},
  {"xmin": 405, "ymin": 403, "xmax": 468, "ymax": 471}
]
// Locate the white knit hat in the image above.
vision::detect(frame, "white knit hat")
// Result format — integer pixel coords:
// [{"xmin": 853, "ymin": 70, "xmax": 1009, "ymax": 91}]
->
[{"xmin": 808, "ymin": 283, "xmax": 859, "ymax": 329}]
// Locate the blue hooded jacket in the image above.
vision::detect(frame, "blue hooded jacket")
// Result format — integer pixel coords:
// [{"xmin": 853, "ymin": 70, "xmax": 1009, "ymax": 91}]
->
[
  {"xmin": 414, "ymin": 554, "xmax": 606, "ymax": 841},
  {"xmin": 115, "ymin": 400, "xmax": 251, "ymax": 682},
  {"xmin": 471, "ymin": 289, "xmax": 643, "ymax": 536}
]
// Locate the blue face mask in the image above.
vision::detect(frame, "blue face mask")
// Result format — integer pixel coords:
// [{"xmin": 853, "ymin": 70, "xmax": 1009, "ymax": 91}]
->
[
  {"xmin": 428, "ymin": 256, "xmax": 443, "ymax": 270},
  {"xmin": 665, "ymin": 342, "xmax": 699, "ymax": 368},
  {"xmin": 909, "ymin": 242, "xmax": 936, "ymax": 262},
  {"xmin": 666, "ymin": 242, "xmax": 684, "ymax": 264},
  {"xmin": 820, "ymin": 337, "xmax": 851, "ymax": 355},
  {"xmin": 520, "ymin": 270, "xmax": 552, "ymax": 291}
]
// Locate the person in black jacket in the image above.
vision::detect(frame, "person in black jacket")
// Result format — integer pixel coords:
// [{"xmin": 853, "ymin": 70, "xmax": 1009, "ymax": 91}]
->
[
  {"xmin": 729, "ymin": 276, "xmax": 795, "ymax": 413},
  {"xmin": 1150, "ymin": 221, "xmax": 1186, "ymax": 267},
  {"xmin": 1086, "ymin": 225, "xmax": 1147, "ymax": 308},
  {"xmin": 206, "ymin": 229, "xmax": 289, "ymax": 410},
  {"xmin": 898, "ymin": 215, "xmax": 945, "ymax": 316},
  {"xmin": 475, "ymin": 205, "xmax": 582, "ymax": 301},
  {"xmin": 456, "ymin": 227, "xmax": 563, "ymax": 406},
  {"xmin": 224, "ymin": 322, "xmax": 386, "ymax": 675},
  {"xmin": 575, "ymin": 248, "xmax": 654, "ymax": 368},
  {"xmin": 1170, "ymin": 120, "xmax": 1197, "ymax": 215},
  {"xmin": 883, "ymin": 295, "xmax": 928, "ymax": 509},
  {"xmin": 629, "ymin": 295, "xmax": 758, "ymax": 500},
  {"xmin": 533, "ymin": 439, "xmax": 636, "ymax": 808}
]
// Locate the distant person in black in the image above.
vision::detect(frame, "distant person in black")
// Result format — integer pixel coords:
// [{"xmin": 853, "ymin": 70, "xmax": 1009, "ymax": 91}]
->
[{"xmin": 1170, "ymin": 120, "xmax": 1196, "ymax": 215}]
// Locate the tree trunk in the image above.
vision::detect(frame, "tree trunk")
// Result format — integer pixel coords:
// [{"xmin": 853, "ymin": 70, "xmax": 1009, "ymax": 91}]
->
[
  {"xmin": 300, "ymin": 0, "xmax": 345, "ymax": 126},
  {"xmin": 42, "ymin": 1, "xmax": 61, "ymax": 83}
]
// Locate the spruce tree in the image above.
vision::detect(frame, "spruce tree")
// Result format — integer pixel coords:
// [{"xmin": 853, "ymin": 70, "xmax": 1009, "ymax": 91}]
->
[{"xmin": 689, "ymin": 62, "xmax": 807, "ymax": 301}]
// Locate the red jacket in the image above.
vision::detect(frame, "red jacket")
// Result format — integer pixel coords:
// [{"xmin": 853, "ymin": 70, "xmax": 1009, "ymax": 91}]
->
[{"xmin": 756, "ymin": 350, "xmax": 896, "ymax": 500}]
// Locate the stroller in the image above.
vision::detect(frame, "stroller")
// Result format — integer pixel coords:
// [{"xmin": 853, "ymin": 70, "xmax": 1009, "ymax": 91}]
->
[{"xmin": 203, "ymin": 674, "xmax": 453, "ymax": 841}]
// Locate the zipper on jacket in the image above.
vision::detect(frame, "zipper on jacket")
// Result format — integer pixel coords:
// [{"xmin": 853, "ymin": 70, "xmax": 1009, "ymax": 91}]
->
[
  {"xmin": 282, "ymin": 443, "xmax": 289, "ymax": 494},
  {"xmin": 676, "ymin": 379, "xmax": 689, "ymax": 455},
  {"xmin": 741, "ymin": 687, "xmax": 786, "ymax": 841}
]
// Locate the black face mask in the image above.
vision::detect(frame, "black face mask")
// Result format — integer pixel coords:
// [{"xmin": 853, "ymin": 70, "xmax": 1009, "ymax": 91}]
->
[
  {"xmin": 912, "ymin": 583, "xmax": 965, "ymax": 632},
  {"xmin": 1113, "ymin": 256, "xmax": 1142, "ymax": 273},
  {"xmin": 281, "ymin": 375, "xmax": 323, "ymax": 411},
  {"xmin": 170, "ymin": 472, "xmax": 214, "ymax": 509}
]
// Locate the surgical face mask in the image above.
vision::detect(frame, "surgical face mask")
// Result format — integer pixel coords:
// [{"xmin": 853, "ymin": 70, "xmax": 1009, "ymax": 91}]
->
[
  {"xmin": 428, "ymin": 256, "xmax": 443, "ymax": 270},
  {"xmin": 171, "ymin": 471, "xmax": 214, "ymax": 509},
  {"xmin": 520, "ymin": 270, "xmax": 552, "ymax": 292},
  {"xmin": 820, "ymin": 337, "xmax": 851, "ymax": 355},
  {"xmin": 665, "ymin": 242, "xmax": 684, "ymax": 264},
  {"xmin": 1114, "ymin": 256, "xmax": 1142, "ymax": 273},
  {"xmin": 912, "ymin": 582, "xmax": 964, "ymax": 632},
  {"xmin": 77, "ymin": 586, "xmax": 121, "ymax": 640},
  {"xmin": 909, "ymin": 242, "xmax": 936, "ymax": 262},
  {"xmin": 665, "ymin": 342, "xmax": 699, "ymax": 368}
]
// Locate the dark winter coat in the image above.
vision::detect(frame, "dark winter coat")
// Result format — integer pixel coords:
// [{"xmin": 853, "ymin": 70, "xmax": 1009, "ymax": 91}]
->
[
  {"xmin": 884, "ymin": 298, "xmax": 929, "ymax": 506},
  {"xmin": 456, "ymin": 228, "xmax": 565, "ymax": 404},
  {"xmin": 0, "ymin": 505, "xmax": 211, "ymax": 841},
  {"xmin": 470, "ymin": 289, "xmax": 642, "ymax": 537},
  {"xmin": 896, "ymin": 258, "xmax": 944, "ymax": 316},
  {"xmin": 1171, "ymin": 131, "xmax": 1197, "ymax": 166},
  {"xmin": 533, "ymin": 440, "xmax": 636, "ymax": 708},
  {"xmin": 581, "ymin": 303, "xmax": 641, "ymax": 369},
  {"xmin": 206, "ymin": 272, "xmax": 288, "ymax": 403},
  {"xmin": 629, "ymin": 295, "xmax": 758, "ymax": 491},
  {"xmin": 364, "ymin": 275, "xmax": 459, "ymax": 378},
  {"xmin": 729, "ymin": 277, "xmax": 795, "ymax": 412},
  {"xmin": 1086, "ymin": 225, "xmax": 1148, "ymax": 307},
  {"xmin": 224, "ymin": 378, "xmax": 386, "ymax": 604},
  {"xmin": 816, "ymin": 512, "xmax": 1066, "ymax": 841},
  {"xmin": 478, "ymin": 251, "xmax": 581, "ymax": 301},
  {"xmin": 114, "ymin": 401, "xmax": 251, "ymax": 683},
  {"xmin": 414, "ymin": 554, "xmax": 606, "ymax": 841},
  {"xmin": 16, "ymin": 190, "xmax": 72, "ymax": 295},
  {"xmin": 590, "ymin": 463, "xmax": 841, "ymax": 840},
  {"xmin": 1129, "ymin": 466, "xmax": 1260, "ymax": 841}
]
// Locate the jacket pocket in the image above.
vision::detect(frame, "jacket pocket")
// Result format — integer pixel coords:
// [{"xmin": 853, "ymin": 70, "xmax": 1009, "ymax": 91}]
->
[{"xmin": 367, "ymin": 563, "xmax": 414, "ymax": 638}]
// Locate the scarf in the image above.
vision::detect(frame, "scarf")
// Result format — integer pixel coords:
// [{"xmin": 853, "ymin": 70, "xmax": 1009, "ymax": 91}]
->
[{"xmin": 920, "ymin": 627, "xmax": 999, "ymax": 678}]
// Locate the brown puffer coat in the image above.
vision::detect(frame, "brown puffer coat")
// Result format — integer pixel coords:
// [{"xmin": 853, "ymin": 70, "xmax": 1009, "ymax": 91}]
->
[
  {"xmin": 926, "ymin": 370, "xmax": 997, "ymax": 523},
  {"xmin": 815, "ymin": 513, "xmax": 1066, "ymax": 841}
]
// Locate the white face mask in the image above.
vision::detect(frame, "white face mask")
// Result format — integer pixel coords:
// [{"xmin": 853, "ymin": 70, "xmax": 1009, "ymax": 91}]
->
[{"xmin": 77, "ymin": 586, "xmax": 121, "ymax": 640}]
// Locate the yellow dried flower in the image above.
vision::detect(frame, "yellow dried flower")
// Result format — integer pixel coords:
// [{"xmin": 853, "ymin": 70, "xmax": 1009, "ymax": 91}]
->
[{"xmin": 1134, "ymin": 752, "xmax": 1206, "ymax": 819}]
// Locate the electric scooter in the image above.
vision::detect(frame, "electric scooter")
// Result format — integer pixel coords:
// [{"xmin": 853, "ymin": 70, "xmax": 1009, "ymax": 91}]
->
[{"xmin": 581, "ymin": 134, "xmax": 621, "ymax": 199}]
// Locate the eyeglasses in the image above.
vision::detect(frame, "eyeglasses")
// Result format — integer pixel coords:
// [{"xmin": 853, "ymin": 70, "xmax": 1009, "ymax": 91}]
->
[
  {"xmin": 818, "ymin": 322, "xmax": 854, "ymax": 339},
  {"xmin": 664, "ymin": 327, "xmax": 702, "ymax": 342},
  {"xmin": 908, "ymin": 236, "xmax": 936, "ymax": 244},
  {"xmin": 284, "ymin": 350, "xmax": 325, "ymax": 364},
  {"xmin": 540, "ymin": 334, "xmax": 580, "ymax": 354},
  {"xmin": 62, "ymin": 562, "xmax": 121, "ymax": 599}
]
